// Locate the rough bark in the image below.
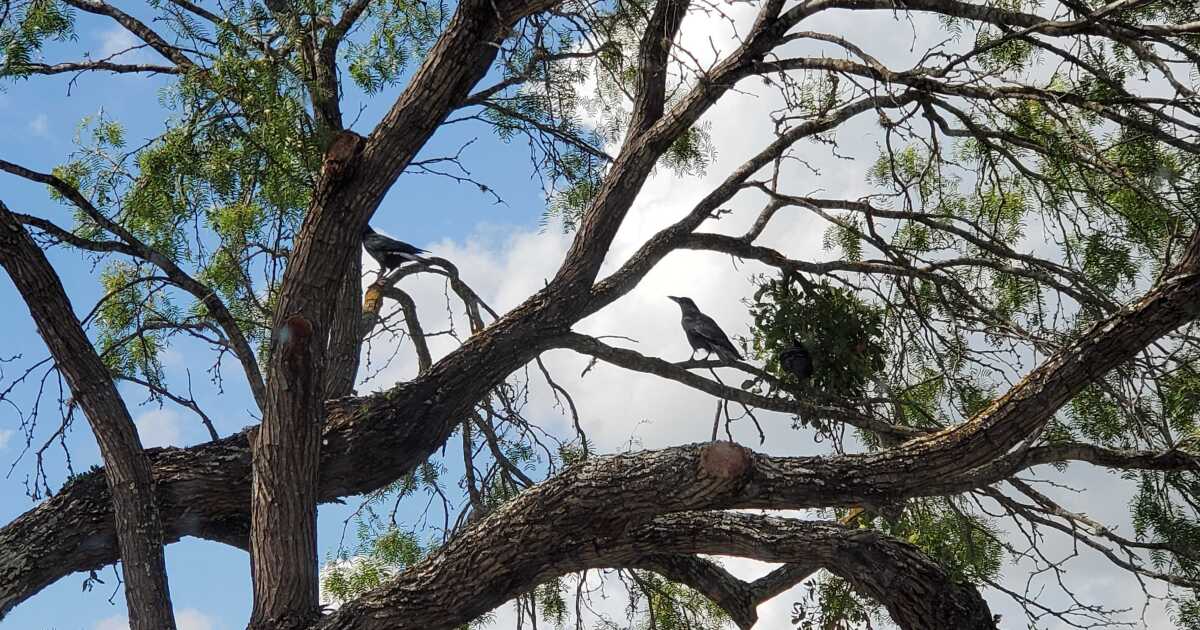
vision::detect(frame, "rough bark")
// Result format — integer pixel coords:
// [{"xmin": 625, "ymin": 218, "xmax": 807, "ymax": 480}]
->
[
  {"xmin": 628, "ymin": 554, "xmax": 789, "ymax": 630},
  {"xmin": 0, "ymin": 203, "xmax": 177, "ymax": 630},
  {"xmin": 2, "ymin": 16, "xmax": 921, "ymax": 624},
  {"xmin": 4, "ymin": 231, "xmax": 1200, "ymax": 617},
  {"xmin": 1, "ymin": 2, "xmax": 1196, "ymax": 625},
  {"xmin": 248, "ymin": 0, "xmax": 561, "ymax": 623},
  {"xmin": 325, "ymin": 257, "xmax": 363, "ymax": 398},
  {"xmin": 312, "ymin": 511, "xmax": 996, "ymax": 630},
  {"xmin": 637, "ymin": 514, "xmax": 997, "ymax": 630}
]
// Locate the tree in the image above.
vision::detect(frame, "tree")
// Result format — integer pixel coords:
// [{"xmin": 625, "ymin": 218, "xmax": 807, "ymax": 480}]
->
[{"xmin": 0, "ymin": 0, "xmax": 1198, "ymax": 628}]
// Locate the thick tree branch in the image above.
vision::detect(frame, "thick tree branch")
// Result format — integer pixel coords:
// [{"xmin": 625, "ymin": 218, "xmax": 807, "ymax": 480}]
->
[
  {"xmin": 18, "ymin": 60, "xmax": 180, "ymax": 76},
  {"xmin": 249, "ymin": 0, "xmax": 562, "ymax": 622},
  {"xmin": 4, "ymin": 4, "xmax": 1200, "ymax": 625},
  {"xmin": 586, "ymin": 91, "xmax": 924, "ymax": 315},
  {"xmin": 61, "ymin": 0, "xmax": 195, "ymax": 68},
  {"xmin": 0, "ymin": 202, "xmax": 176, "ymax": 630},
  {"xmin": 628, "ymin": 0, "xmax": 690, "ymax": 134},
  {"xmin": 324, "ymin": 259, "xmax": 363, "ymax": 398},
  {"xmin": 548, "ymin": 0, "xmax": 793, "ymax": 299},
  {"xmin": 313, "ymin": 511, "xmax": 996, "ymax": 630},
  {"xmin": 384, "ymin": 287, "xmax": 433, "ymax": 374},
  {"xmin": 629, "ymin": 554, "xmax": 820, "ymax": 630},
  {"xmin": 628, "ymin": 555, "xmax": 765, "ymax": 630},
  {"xmin": 6, "ymin": 227, "xmax": 1200, "ymax": 616}
]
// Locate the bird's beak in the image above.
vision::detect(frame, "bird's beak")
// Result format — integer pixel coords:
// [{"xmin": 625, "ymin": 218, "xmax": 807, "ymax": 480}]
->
[{"xmin": 667, "ymin": 296, "xmax": 680, "ymax": 302}]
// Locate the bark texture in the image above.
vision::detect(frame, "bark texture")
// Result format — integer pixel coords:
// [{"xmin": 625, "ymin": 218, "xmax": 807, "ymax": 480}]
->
[
  {"xmin": 0, "ymin": 203, "xmax": 177, "ymax": 630},
  {"xmin": 324, "ymin": 256, "xmax": 363, "ymax": 399},
  {"xmin": 4, "ymin": 232, "xmax": 1200, "ymax": 618},
  {"xmin": 311, "ymin": 511, "xmax": 996, "ymax": 630},
  {"xmin": 1, "ymin": 1, "xmax": 1196, "ymax": 627},
  {"xmin": 248, "ymin": 0, "xmax": 561, "ymax": 623}
]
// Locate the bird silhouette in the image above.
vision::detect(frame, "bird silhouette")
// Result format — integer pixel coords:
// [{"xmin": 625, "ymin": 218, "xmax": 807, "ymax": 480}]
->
[
  {"xmin": 667, "ymin": 296, "xmax": 742, "ymax": 363},
  {"xmin": 779, "ymin": 338, "xmax": 813, "ymax": 383},
  {"xmin": 362, "ymin": 225, "xmax": 431, "ymax": 272}
]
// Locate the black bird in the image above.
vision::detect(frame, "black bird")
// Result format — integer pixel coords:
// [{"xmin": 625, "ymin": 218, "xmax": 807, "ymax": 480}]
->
[
  {"xmin": 362, "ymin": 225, "xmax": 431, "ymax": 272},
  {"xmin": 667, "ymin": 296, "xmax": 742, "ymax": 363},
  {"xmin": 779, "ymin": 338, "xmax": 813, "ymax": 382}
]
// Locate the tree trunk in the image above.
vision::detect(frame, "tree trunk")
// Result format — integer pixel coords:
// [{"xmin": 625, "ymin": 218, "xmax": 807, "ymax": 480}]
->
[
  {"xmin": 250, "ymin": 309, "xmax": 326, "ymax": 628},
  {"xmin": 325, "ymin": 256, "xmax": 363, "ymax": 398},
  {"xmin": 0, "ymin": 203, "xmax": 177, "ymax": 630}
]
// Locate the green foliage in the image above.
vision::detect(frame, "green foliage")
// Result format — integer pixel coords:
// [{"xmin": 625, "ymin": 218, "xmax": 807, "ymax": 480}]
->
[
  {"xmin": 535, "ymin": 579, "xmax": 569, "ymax": 627},
  {"xmin": 1174, "ymin": 595, "xmax": 1200, "ymax": 629},
  {"xmin": 558, "ymin": 440, "xmax": 590, "ymax": 467},
  {"xmin": 0, "ymin": 0, "xmax": 76, "ymax": 80},
  {"xmin": 627, "ymin": 571, "xmax": 730, "ymax": 630},
  {"xmin": 1068, "ymin": 383, "xmax": 1133, "ymax": 447},
  {"xmin": 823, "ymin": 219, "xmax": 864, "ymax": 262},
  {"xmin": 974, "ymin": 28, "xmax": 1036, "ymax": 73},
  {"xmin": 1131, "ymin": 472, "xmax": 1200, "ymax": 580},
  {"xmin": 95, "ymin": 263, "xmax": 169, "ymax": 388},
  {"xmin": 10, "ymin": 0, "xmax": 1200, "ymax": 624},
  {"xmin": 1079, "ymin": 233, "xmax": 1136, "ymax": 294},
  {"xmin": 792, "ymin": 577, "xmax": 879, "ymax": 630},
  {"xmin": 749, "ymin": 275, "xmax": 887, "ymax": 401},
  {"xmin": 322, "ymin": 526, "xmax": 425, "ymax": 604},
  {"xmin": 1162, "ymin": 367, "xmax": 1200, "ymax": 436},
  {"xmin": 545, "ymin": 164, "xmax": 604, "ymax": 230},
  {"xmin": 345, "ymin": 0, "xmax": 445, "ymax": 93},
  {"xmin": 877, "ymin": 498, "xmax": 1004, "ymax": 584},
  {"xmin": 798, "ymin": 499, "xmax": 1003, "ymax": 629},
  {"xmin": 320, "ymin": 461, "xmax": 449, "ymax": 604},
  {"xmin": 660, "ymin": 124, "xmax": 716, "ymax": 177}
]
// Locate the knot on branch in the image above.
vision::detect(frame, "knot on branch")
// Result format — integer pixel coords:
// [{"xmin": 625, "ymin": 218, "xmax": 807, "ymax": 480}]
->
[
  {"xmin": 361, "ymin": 284, "xmax": 385, "ymax": 333},
  {"xmin": 319, "ymin": 130, "xmax": 366, "ymax": 186},
  {"xmin": 277, "ymin": 315, "xmax": 315, "ymax": 392},
  {"xmin": 363, "ymin": 285, "xmax": 384, "ymax": 314},
  {"xmin": 699, "ymin": 441, "xmax": 751, "ymax": 479}
]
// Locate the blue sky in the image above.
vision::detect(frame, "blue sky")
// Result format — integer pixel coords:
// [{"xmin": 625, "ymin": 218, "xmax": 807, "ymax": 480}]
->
[
  {"xmin": 0, "ymin": 10, "xmax": 554, "ymax": 630},
  {"xmin": 0, "ymin": 4, "xmax": 1185, "ymax": 630}
]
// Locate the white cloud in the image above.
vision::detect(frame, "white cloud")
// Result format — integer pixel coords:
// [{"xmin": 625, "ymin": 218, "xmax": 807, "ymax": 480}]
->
[
  {"xmin": 177, "ymin": 608, "xmax": 218, "ymax": 630},
  {"xmin": 159, "ymin": 347, "xmax": 186, "ymax": 368},
  {"xmin": 96, "ymin": 26, "xmax": 145, "ymax": 61},
  {"xmin": 93, "ymin": 615, "xmax": 129, "ymax": 630},
  {"xmin": 0, "ymin": 428, "xmax": 13, "ymax": 450},
  {"xmin": 134, "ymin": 408, "xmax": 184, "ymax": 448},
  {"xmin": 92, "ymin": 608, "xmax": 217, "ymax": 630},
  {"xmin": 353, "ymin": 5, "xmax": 1177, "ymax": 629},
  {"xmin": 28, "ymin": 113, "xmax": 49, "ymax": 138}
]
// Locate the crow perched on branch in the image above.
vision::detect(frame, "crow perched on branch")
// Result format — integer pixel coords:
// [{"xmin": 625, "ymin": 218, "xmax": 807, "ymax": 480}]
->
[
  {"xmin": 362, "ymin": 225, "xmax": 432, "ymax": 272},
  {"xmin": 667, "ymin": 296, "xmax": 742, "ymax": 363},
  {"xmin": 780, "ymin": 338, "xmax": 813, "ymax": 383}
]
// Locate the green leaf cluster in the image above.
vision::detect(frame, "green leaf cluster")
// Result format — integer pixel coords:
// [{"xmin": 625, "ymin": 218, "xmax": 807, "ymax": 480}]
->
[{"xmin": 749, "ymin": 275, "xmax": 887, "ymax": 400}]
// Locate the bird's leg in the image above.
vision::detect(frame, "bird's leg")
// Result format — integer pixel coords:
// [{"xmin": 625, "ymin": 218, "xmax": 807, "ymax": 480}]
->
[{"xmin": 688, "ymin": 349, "xmax": 697, "ymax": 362}]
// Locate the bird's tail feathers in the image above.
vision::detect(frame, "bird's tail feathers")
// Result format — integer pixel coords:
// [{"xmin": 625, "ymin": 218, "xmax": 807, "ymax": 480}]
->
[
  {"xmin": 714, "ymin": 345, "xmax": 743, "ymax": 364},
  {"xmin": 400, "ymin": 251, "xmax": 434, "ymax": 265}
]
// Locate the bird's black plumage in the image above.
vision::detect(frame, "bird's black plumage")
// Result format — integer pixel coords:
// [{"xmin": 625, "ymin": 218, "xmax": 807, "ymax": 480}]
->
[
  {"xmin": 780, "ymin": 338, "xmax": 813, "ymax": 382},
  {"xmin": 362, "ymin": 225, "xmax": 430, "ymax": 272},
  {"xmin": 667, "ymin": 296, "xmax": 742, "ymax": 363}
]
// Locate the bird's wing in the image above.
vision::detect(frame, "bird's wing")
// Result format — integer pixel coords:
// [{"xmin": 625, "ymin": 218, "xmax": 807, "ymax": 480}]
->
[
  {"xmin": 365, "ymin": 233, "xmax": 426, "ymax": 255},
  {"xmin": 686, "ymin": 313, "xmax": 742, "ymax": 359},
  {"xmin": 396, "ymin": 242, "xmax": 428, "ymax": 255}
]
